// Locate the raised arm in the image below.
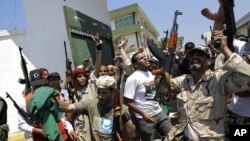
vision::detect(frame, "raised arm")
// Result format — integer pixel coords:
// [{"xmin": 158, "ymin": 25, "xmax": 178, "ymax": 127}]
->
[
  {"xmin": 116, "ymin": 40, "xmax": 134, "ymax": 77},
  {"xmin": 91, "ymin": 33, "xmax": 103, "ymax": 78}
]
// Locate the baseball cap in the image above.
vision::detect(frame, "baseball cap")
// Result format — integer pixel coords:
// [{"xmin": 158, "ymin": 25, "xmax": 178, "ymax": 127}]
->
[
  {"xmin": 47, "ymin": 72, "xmax": 61, "ymax": 80},
  {"xmin": 29, "ymin": 68, "xmax": 48, "ymax": 86},
  {"xmin": 187, "ymin": 45, "xmax": 212, "ymax": 58}
]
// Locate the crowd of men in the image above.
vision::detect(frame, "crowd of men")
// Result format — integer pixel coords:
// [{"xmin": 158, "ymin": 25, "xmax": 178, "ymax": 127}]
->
[{"xmin": 1, "ymin": 1, "xmax": 250, "ymax": 141}]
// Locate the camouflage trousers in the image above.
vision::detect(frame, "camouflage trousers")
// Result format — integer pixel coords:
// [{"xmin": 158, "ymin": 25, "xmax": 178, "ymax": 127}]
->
[
  {"xmin": 170, "ymin": 132, "xmax": 188, "ymax": 141},
  {"xmin": 0, "ymin": 124, "xmax": 9, "ymax": 141},
  {"xmin": 225, "ymin": 110, "xmax": 250, "ymax": 141}
]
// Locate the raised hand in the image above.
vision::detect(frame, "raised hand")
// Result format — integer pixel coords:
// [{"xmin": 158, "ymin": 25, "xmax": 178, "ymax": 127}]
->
[
  {"xmin": 212, "ymin": 30, "xmax": 227, "ymax": 49},
  {"xmin": 118, "ymin": 39, "xmax": 128, "ymax": 50},
  {"xmin": 91, "ymin": 33, "xmax": 103, "ymax": 50}
]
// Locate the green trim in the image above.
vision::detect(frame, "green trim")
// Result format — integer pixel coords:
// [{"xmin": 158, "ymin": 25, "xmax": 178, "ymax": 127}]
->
[
  {"xmin": 63, "ymin": 6, "xmax": 115, "ymax": 66},
  {"xmin": 112, "ymin": 24, "xmax": 141, "ymax": 37}
]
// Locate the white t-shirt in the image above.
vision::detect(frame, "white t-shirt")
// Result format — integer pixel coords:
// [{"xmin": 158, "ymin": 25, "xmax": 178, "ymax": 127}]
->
[
  {"xmin": 233, "ymin": 39, "xmax": 246, "ymax": 57},
  {"xmin": 123, "ymin": 70, "xmax": 162, "ymax": 118},
  {"xmin": 228, "ymin": 93, "xmax": 250, "ymax": 117},
  {"xmin": 228, "ymin": 40, "xmax": 250, "ymax": 117}
]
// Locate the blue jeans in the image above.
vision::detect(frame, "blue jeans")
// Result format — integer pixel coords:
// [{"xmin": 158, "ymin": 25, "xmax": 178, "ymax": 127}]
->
[{"xmin": 137, "ymin": 111, "xmax": 172, "ymax": 141}]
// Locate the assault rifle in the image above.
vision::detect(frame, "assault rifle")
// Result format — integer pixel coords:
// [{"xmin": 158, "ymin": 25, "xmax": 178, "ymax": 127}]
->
[
  {"xmin": 6, "ymin": 92, "xmax": 33, "ymax": 125},
  {"xmin": 18, "ymin": 47, "xmax": 31, "ymax": 95},
  {"xmin": 64, "ymin": 41, "xmax": 75, "ymax": 100},
  {"xmin": 147, "ymin": 10, "xmax": 182, "ymax": 102}
]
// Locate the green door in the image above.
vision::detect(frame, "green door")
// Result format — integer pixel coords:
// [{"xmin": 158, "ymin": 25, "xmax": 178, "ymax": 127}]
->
[{"xmin": 71, "ymin": 34, "xmax": 93, "ymax": 67}]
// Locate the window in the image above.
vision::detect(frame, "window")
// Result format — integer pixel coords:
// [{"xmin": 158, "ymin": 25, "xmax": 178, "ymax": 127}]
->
[{"xmin": 114, "ymin": 15, "xmax": 134, "ymax": 29}]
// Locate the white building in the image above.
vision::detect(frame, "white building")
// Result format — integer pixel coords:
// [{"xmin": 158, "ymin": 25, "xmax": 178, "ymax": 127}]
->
[
  {"xmin": 0, "ymin": 0, "xmax": 112, "ymax": 138},
  {"xmin": 109, "ymin": 3, "xmax": 160, "ymax": 58}
]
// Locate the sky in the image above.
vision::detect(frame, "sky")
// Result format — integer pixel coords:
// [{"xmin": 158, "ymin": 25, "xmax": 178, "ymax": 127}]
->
[
  {"xmin": 0, "ymin": 0, "xmax": 26, "ymax": 30},
  {"xmin": 0, "ymin": 0, "xmax": 249, "ymax": 45},
  {"xmin": 107, "ymin": 0, "xmax": 250, "ymax": 45}
]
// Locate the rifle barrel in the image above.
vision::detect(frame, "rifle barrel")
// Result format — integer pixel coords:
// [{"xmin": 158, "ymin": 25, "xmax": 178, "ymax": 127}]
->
[
  {"xmin": 64, "ymin": 41, "xmax": 68, "ymax": 60},
  {"xmin": 18, "ymin": 47, "xmax": 31, "ymax": 93}
]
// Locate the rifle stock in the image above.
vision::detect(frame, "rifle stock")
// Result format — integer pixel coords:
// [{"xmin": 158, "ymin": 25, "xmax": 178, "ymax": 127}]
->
[{"xmin": 18, "ymin": 47, "xmax": 31, "ymax": 94}]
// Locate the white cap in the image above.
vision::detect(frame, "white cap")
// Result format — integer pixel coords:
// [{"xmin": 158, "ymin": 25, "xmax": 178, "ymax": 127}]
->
[{"xmin": 96, "ymin": 75, "xmax": 116, "ymax": 89}]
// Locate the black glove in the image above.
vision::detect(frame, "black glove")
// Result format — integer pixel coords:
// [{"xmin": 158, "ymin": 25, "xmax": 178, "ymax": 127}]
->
[{"xmin": 96, "ymin": 40, "xmax": 103, "ymax": 50}]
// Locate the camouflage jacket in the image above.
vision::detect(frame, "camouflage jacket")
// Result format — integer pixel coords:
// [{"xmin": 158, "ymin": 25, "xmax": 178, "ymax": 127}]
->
[{"xmin": 167, "ymin": 53, "xmax": 250, "ymax": 141}]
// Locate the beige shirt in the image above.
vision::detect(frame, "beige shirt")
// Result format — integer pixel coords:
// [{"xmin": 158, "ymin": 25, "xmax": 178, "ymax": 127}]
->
[
  {"xmin": 167, "ymin": 53, "xmax": 250, "ymax": 141},
  {"xmin": 75, "ymin": 98, "xmax": 129, "ymax": 141}
]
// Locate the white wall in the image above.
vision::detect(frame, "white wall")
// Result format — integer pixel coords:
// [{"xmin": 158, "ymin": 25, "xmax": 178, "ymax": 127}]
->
[
  {"xmin": 125, "ymin": 33, "xmax": 138, "ymax": 48},
  {"xmin": 0, "ymin": 38, "xmax": 35, "ymax": 133},
  {"xmin": 0, "ymin": 0, "xmax": 109, "ymax": 133},
  {"xmin": 21, "ymin": 0, "xmax": 109, "ymax": 75}
]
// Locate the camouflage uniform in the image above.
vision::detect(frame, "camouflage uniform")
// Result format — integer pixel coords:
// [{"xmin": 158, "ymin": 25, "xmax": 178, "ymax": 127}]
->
[{"xmin": 166, "ymin": 54, "xmax": 250, "ymax": 141}]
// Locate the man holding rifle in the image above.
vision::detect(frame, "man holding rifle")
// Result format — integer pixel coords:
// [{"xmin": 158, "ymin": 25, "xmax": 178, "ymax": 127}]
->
[
  {"xmin": 17, "ymin": 68, "xmax": 51, "ymax": 140},
  {"xmin": 123, "ymin": 51, "xmax": 173, "ymax": 141},
  {"xmin": 59, "ymin": 75, "xmax": 136, "ymax": 141},
  {"xmin": 165, "ymin": 1, "xmax": 250, "ymax": 140}
]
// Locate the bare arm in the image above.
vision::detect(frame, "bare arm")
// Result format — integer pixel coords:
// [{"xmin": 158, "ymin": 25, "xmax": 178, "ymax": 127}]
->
[
  {"xmin": 117, "ymin": 40, "xmax": 134, "ymax": 77},
  {"xmin": 91, "ymin": 34, "xmax": 103, "ymax": 78},
  {"xmin": 93, "ymin": 49, "xmax": 102, "ymax": 77},
  {"xmin": 124, "ymin": 97, "xmax": 154, "ymax": 123},
  {"xmin": 118, "ymin": 40, "xmax": 130, "ymax": 62}
]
